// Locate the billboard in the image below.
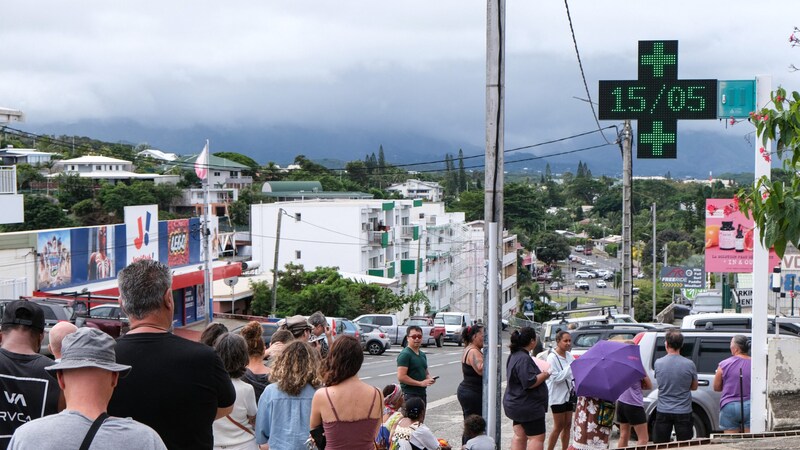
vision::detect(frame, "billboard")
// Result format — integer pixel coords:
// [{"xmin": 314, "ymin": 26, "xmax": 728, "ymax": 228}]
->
[
  {"xmin": 166, "ymin": 219, "xmax": 190, "ymax": 267},
  {"xmin": 87, "ymin": 225, "xmax": 115, "ymax": 280},
  {"xmin": 125, "ymin": 205, "xmax": 159, "ymax": 264},
  {"xmin": 660, "ymin": 266, "xmax": 704, "ymax": 289},
  {"xmin": 37, "ymin": 230, "xmax": 72, "ymax": 289},
  {"xmin": 705, "ymin": 199, "xmax": 780, "ymax": 273}
]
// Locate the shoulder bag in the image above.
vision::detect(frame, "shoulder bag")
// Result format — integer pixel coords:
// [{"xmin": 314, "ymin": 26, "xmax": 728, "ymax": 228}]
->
[
  {"xmin": 553, "ymin": 352, "xmax": 577, "ymax": 408},
  {"xmin": 79, "ymin": 413, "xmax": 109, "ymax": 450}
]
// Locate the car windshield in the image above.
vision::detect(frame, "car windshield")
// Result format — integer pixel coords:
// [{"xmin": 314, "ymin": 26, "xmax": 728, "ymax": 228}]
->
[
  {"xmin": 441, "ymin": 315, "xmax": 462, "ymax": 325},
  {"xmin": 695, "ymin": 297, "xmax": 720, "ymax": 306}
]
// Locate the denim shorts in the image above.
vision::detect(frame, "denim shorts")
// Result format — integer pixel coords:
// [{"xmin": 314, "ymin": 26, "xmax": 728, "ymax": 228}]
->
[{"xmin": 720, "ymin": 400, "xmax": 750, "ymax": 431}]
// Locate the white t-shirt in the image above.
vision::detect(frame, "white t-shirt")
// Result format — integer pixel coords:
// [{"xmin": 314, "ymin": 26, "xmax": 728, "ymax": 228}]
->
[
  {"xmin": 213, "ymin": 378, "xmax": 257, "ymax": 448},
  {"xmin": 546, "ymin": 350, "xmax": 575, "ymax": 406}
]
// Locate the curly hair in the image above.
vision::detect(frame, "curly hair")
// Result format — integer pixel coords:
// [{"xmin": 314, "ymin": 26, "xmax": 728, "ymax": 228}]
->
[
  {"xmin": 241, "ymin": 321, "xmax": 265, "ymax": 357},
  {"xmin": 322, "ymin": 335, "xmax": 363, "ymax": 386},
  {"xmin": 270, "ymin": 340, "xmax": 322, "ymax": 396},
  {"xmin": 463, "ymin": 414, "xmax": 487, "ymax": 441}
]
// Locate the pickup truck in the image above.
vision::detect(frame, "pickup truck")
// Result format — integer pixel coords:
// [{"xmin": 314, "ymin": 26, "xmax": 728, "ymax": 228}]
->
[{"xmin": 353, "ymin": 314, "xmax": 444, "ymax": 347}]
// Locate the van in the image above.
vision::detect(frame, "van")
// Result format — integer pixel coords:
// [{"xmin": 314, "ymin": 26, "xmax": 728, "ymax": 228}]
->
[
  {"xmin": 435, "ymin": 312, "xmax": 472, "ymax": 345},
  {"xmin": 690, "ymin": 291, "xmax": 723, "ymax": 315}
]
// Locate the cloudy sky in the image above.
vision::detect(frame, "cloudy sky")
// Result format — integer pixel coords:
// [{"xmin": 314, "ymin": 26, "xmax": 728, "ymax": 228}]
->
[{"xmin": 1, "ymin": 1, "xmax": 798, "ymax": 157}]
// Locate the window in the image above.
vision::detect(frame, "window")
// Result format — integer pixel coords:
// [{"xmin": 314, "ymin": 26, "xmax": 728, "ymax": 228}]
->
[
  {"xmin": 230, "ymin": 171, "xmax": 238, "ymax": 177},
  {"xmin": 574, "ymin": 333, "xmax": 601, "ymax": 348},
  {"xmin": 96, "ymin": 165, "xmax": 101, "ymax": 170},
  {"xmin": 295, "ymin": 213, "xmax": 301, "ymax": 222},
  {"xmin": 697, "ymin": 339, "xmax": 733, "ymax": 373},
  {"xmin": 375, "ymin": 316, "xmax": 393, "ymax": 326},
  {"xmin": 295, "ymin": 250, "xmax": 301, "ymax": 259},
  {"xmin": 653, "ymin": 337, "xmax": 696, "ymax": 369},
  {"xmin": 213, "ymin": 172, "xmax": 221, "ymax": 177},
  {"xmin": 607, "ymin": 332, "xmax": 638, "ymax": 342}
]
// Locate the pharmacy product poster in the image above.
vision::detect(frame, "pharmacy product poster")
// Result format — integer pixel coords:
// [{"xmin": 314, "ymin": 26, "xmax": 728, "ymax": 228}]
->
[{"xmin": 705, "ymin": 199, "xmax": 779, "ymax": 273}]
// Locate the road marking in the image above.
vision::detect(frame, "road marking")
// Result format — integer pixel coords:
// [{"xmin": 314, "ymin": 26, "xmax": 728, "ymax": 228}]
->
[{"xmin": 378, "ymin": 372, "xmax": 396, "ymax": 377}]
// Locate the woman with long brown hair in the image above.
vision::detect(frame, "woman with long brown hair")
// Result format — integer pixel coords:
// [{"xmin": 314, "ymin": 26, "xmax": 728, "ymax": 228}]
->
[
  {"xmin": 310, "ymin": 335, "xmax": 383, "ymax": 450},
  {"xmin": 254, "ymin": 340, "xmax": 321, "ymax": 450}
]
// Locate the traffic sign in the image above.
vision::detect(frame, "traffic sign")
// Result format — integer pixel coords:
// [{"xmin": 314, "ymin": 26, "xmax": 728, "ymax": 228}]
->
[{"xmin": 599, "ymin": 41, "xmax": 718, "ymax": 159}]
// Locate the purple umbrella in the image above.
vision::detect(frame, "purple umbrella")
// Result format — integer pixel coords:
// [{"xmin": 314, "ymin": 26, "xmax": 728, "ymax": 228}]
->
[{"xmin": 570, "ymin": 340, "xmax": 646, "ymax": 402}]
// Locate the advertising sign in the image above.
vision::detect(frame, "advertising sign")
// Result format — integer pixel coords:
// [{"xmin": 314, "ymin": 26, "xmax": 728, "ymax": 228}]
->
[
  {"xmin": 659, "ymin": 266, "xmax": 704, "ymax": 289},
  {"xmin": 87, "ymin": 225, "xmax": 115, "ymax": 281},
  {"xmin": 37, "ymin": 230, "xmax": 72, "ymax": 289},
  {"xmin": 196, "ymin": 284, "xmax": 206, "ymax": 320},
  {"xmin": 705, "ymin": 199, "xmax": 780, "ymax": 273},
  {"xmin": 166, "ymin": 219, "xmax": 190, "ymax": 267},
  {"xmin": 125, "ymin": 205, "xmax": 159, "ymax": 264}
]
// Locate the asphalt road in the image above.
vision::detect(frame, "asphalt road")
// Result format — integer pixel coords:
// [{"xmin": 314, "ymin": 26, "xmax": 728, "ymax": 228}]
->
[{"xmin": 359, "ymin": 335, "xmax": 509, "ymax": 403}]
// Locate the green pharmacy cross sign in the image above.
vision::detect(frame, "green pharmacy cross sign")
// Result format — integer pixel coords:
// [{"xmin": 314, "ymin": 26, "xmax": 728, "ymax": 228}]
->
[{"xmin": 598, "ymin": 41, "xmax": 717, "ymax": 158}]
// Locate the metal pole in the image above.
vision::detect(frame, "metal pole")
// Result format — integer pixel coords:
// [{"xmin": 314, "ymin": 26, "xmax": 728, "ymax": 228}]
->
[
  {"xmin": 203, "ymin": 139, "xmax": 213, "ymax": 323},
  {"xmin": 484, "ymin": 0, "xmax": 504, "ymax": 444},
  {"xmin": 270, "ymin": 208, "xmax": 283, "ymax": 317},
  {"xmin": 621, "ymin": 121, "xmax": 633, "ymax": 313},
  {"xmin": 652, "ymin": 203, "xmax": 657, "ymax": 321},
  {"xmin": 751, "ymin": 75, "xmax": 772, "ymax": 433}
]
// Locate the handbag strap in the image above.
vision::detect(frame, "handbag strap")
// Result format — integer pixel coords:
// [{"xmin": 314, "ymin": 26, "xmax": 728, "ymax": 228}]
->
[
  {"xmin": 551, "ymin": 350, "xmax": 574, "ymax": 391},
  {"xmin": 226, "ymin": 415, "xmax": 254, "ymax": 435},
  {"xmin": 79, "ymin": 413, "xmax": 109, "ymax": 450}
]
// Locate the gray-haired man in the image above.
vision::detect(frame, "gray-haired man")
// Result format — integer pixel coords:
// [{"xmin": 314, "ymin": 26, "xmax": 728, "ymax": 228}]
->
[
  {"xmin": 9, "ymin": 327, "xmax": 166, "ymax": 449},
  {"xmin": 107, "ymin": 259, "xmax": 235, "ymax": 450}
]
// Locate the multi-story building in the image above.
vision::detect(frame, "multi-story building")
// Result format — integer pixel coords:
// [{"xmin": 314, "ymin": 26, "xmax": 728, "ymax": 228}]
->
[
  {"xmin": 51, "ymin": 155, "xmax": 180, "ymax": 185},
  {"xmin": 462, "ymin": 220, "xmax": 518, "ymax": 320},
  {"xmin": 386, "ymin": 179, "xmax": 444, "ymax": 202},
  {"xmin": 168, "ymin": 153, "xmax": 252, "ymax": 216}
]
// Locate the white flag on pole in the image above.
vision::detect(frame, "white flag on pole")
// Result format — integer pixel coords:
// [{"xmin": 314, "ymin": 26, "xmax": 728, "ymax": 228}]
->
[{"xmin": 195, "ymin": 141, "xmax": 209, "ymax": 180}]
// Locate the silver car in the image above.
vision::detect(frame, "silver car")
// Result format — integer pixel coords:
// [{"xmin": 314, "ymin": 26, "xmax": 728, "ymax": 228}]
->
[{"xmin": 356, "ymin": 323, "xmax": 391, "ymax": 355}]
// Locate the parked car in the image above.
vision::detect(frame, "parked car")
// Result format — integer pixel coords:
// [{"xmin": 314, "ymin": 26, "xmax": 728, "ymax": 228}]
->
[
  {"xmin": 232, "ymin": 322, "xmax": 279, "ymax": 348},
  {"xmin": 541, "ymin": 312, "xmax": 636, "ymax": 347},
  {"xmin": 327, "ymin": 317, "xmax": 359, "ymax": 340},
  {"xmin": 690, "ymin": 291, "xmax": 723, "ymax": 315},
  {"xmin": 633, "ymin": 329, "xmax": 798, "ymax": 437},
  {"xmin": 584, "ymin": 247, "xmax": 593, "ymax": 256},
  {"xmin": 435, "ymin": 312, "xmax": 473, "ymax": 346},
  {"xmin": 595, "ymin": 280, "xmax": 607, "ymax": 288},
  {"xmin": 681, "ymin": 312, "xmax": 800, "ymax": 336},
  {"xmin": 405, "ymin": 316, "xmax": 445, "ymax": 347},
  {"xmin": 575, "ymin": 270, "xmax": 593, "ymax": 279},
  {"xmin": 356, "ymin": 323, "xmax": 391, "ymax": 355},
  {"xmin": 353, "ymin": 314, "xmax": 437, "ymax": 347},
  {"xmin": 575, "ymin": 245, "xmax": 585, "ymax": 253},
  {"xmin": 549, "ymin": 281, "xmax": 563, "ymax": 290},
  {"xmin": 575, "ymin": 281, "xmax": 590, "ymax": 291},
  {"xmin": 569, "ymin": 323, "xmax": 656, "ymax": 357},
  {"xmin": 86, "ymin": 304, "xmax": 130, "ymax": 338}
]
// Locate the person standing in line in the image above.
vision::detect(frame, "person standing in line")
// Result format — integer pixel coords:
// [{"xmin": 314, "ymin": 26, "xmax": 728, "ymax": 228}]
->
[
  {"xmin": 653, "ymin": 330, "xmax": 698, "ymax": 443},
  {"xmin": 396, "ymin": 325, "xmax": 436, "ymax": 406},
  {"xmin": 309, "ymin": 335, "xmax": 383, "ymax": 449},
  {"xmin": 108, "ymin": 260, "xmax": 236, "ymax": 450},
  {"xmin": 615, "ymin": 341, "xmax": 653, "ymax": 447},
  {"xmin": 212, "ymin": 333, "xmax": 257, "ymax": 450},
  {"xmin": 241, "ymin": 322, "xmax": 270, "ymax": 403},
  {"xmin": 200, "ymin": 323, "xmax": 229, "ymax": 347},
  {"xmin": 255, "ymin": 341, "xmax": 322, "ymax": 450},
  {"xmin": 0, "ymin": 301, "xmax": 63, "ymax": 448},
  {"xmin": 457, "ymin": 324, "xmax": 484, "ymax": 444},
  {"xmin": 308, "ymin": 311, "xmax": 333, "ymax": 358},
  {"xmin": 546, "ymin": 331, "xmax": 574, "ymax": 450},
  {"xmin": 281, "ymin": 315, "xmax": 312, "ymax": 340},
  {"xmin": 713, "ymin": 335, "xmax": 752, "ymax": 433},
  {"xmin": 503, "ymin": 327, "xmax": 550, "ymax": 450},
  {"xmin": 47, "ymin": 321, "xmax": 78, "ymax": 361},
  {"xmin": 8, "ymin": 328, "xmax": 166, "ymax": 450}
]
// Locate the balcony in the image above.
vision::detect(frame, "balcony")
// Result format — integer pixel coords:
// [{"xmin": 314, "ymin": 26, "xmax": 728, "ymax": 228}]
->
[
  {"xmin": 0, "ymin": 166, "xmax": 23, "ymax": 225},
  {"xmin": 400, "ymin": 225, "xmax": 420, "ymax": 240},
  {"xmin": 368, "ymin": 261, "xmax": 396, "ymax": 278},
  {"xmin": 225, "ymin": 176, "xmax": 253, "ymax": 187},
  {"xmin": 369, "ymin": 231, "xmax": 390, "ymax": 248},
  {"xmin": 400, "ymin": 258, "xmax": 422, "ymax": 275}
]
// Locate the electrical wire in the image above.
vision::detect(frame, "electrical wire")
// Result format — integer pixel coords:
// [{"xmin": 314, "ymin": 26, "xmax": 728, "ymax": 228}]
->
[{"xmin": 563, "ymin": 0, "xmax": 613, "ymax": 145}]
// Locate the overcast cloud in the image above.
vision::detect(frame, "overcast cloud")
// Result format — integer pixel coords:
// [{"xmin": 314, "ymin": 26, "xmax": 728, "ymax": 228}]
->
[{"xmin": 0, "ymin": 1, "xmax": 797, "ymax": 151}]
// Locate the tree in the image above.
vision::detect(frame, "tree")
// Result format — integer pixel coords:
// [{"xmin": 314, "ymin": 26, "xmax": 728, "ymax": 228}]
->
[
  {"xmin": 15, "ymin": 164, "xmax": 45, "ymax": 190},
  {"xmin": 448, "ymin": 190, "xmax": 483, "ymax": 221},
  {"xmin": 457, "ymin": 149, "xmax": 467, "ymax": 193},
  {"xmin": 56, "ymin": 174, "xmax": 94, "ymax": 209},
  {"xmin": 531, "ymin": 232, "xmax": 570, "ymax": 265},
  {"xmin": 378, "ymin": 145, "xmax": 386, "ymax": 170},
  {"xmin": 738, "ymin": 87, "xmax": 800, "ymax": 257},
  {"xmin": 213, "ymin": 152, "xmax": 260, "ymax": 175}
]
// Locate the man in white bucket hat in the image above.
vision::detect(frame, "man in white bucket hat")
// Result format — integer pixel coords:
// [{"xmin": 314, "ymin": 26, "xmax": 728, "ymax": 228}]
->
[{"xmin": 8, "ymin": 327, "xmax": 166, "ymax": 449}]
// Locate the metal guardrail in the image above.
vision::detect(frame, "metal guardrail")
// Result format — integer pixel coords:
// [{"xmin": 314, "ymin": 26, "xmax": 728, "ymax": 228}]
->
[{"xmin": 507, "ymin": 316, "xmax": 542, "ymax": 334}]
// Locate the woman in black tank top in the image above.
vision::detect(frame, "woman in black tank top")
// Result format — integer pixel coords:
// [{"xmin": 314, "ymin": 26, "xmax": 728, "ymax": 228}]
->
[{"xmin": 457, "ymin": 324, "xmax": 484, "ymax": 443}]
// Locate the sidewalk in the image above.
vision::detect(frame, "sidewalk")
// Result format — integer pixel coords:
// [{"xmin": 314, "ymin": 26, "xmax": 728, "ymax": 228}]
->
[{"xmin": 425, "ymin": 395, "xmax": 800, "ymax": 449}]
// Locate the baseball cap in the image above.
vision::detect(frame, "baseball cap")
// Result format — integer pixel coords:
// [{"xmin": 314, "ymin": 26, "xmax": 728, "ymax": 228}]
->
[
  {"xmin": 2, "ymin": 301, "xmax": 45, "ymax": 331},
  {"xmin": 46, "ymin": 327, "xmax": 131, "ymax": 376}
]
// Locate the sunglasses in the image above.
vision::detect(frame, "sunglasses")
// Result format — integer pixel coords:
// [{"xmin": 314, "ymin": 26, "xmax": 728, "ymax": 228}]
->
[{"xmin": 408, "ymin": 335, "xmax": 423, "ymax": 340}]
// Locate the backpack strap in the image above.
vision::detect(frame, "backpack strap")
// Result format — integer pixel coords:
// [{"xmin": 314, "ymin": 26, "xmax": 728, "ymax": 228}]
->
[{"xmin": 79, "ymin": 413, "xmax": 109, "ymax": 450}]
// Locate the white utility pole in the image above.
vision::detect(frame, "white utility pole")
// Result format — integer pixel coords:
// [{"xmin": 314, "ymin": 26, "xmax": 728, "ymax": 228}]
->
[
  {"xmin": 751, "ymin": 75, "xmax": 772, "ymax": 433},
  {"xmin": 652, "ymin": 203, "xmax": 657, "ymax": 321},
  {"xmin": 484, "ymin": 0, "xmax": 504, "ymax": 444},
  {"xmin": 621, "ymin": 121, "xmax": 633, "ymax": 313}
]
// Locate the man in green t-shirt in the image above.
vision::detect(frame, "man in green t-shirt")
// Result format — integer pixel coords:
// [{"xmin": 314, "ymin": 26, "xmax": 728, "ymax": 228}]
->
[{"xmin": 396, "ymin": 325, "xmax": 436, "ymax": 407}]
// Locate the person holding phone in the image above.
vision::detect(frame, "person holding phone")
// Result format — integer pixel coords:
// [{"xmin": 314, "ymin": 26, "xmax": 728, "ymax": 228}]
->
[{"xmin": 397, "ymin": 326, "xmax": 436, "ymax": 409}]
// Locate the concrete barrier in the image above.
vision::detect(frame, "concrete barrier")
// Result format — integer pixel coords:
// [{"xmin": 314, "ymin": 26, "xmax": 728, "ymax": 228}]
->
[{"xmin": 767, "ymin": 337, "xmax": 800, "ymax": 430}]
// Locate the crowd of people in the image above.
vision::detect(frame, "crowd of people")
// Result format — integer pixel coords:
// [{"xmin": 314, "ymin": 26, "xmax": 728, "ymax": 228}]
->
[{"xmin": 0, "ymin": 258, "xmax": 753, "ymax": 449}]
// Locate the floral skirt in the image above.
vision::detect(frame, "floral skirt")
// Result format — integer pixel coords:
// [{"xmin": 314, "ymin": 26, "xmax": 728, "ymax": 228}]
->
[{"xmin": 567, "ymin": 396, "xmax": 616, "ymax": 450}]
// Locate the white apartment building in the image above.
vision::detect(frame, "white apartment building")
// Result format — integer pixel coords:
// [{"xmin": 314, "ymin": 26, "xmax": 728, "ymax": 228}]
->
[
  {"xmin": 462, "ymin": 220, "xmax": 518, "ymax": 320},
  {"xmin": 251, "ymin": 199, "xmax": 425, "ymax": 294},
  {"xmin": 386, "ymin": 179, "xmax": 444, "ymax": 202},
  {"xmin": 52, "ymin": 155, "xmax": 180, "ymax": 185}
]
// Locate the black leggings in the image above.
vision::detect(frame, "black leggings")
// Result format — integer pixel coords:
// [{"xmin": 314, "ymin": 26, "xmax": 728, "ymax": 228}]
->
[{"xmin": 457, "ymin": 383, "xmax": 482, "ymax": 418}]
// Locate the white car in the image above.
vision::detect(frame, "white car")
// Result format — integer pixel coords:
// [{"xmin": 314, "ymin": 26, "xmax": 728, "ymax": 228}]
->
[
  {"xmin": 583, "ymin": 260, "xmax": 597, "ymax": 266},
  {"xmin": 595, "ymin": 280, "xmax": 607, "ymax": 288},
  {"xmin": 575, "ymin": 270, "xmax": 593, "ymax": 279},
  {"xmin": 575, "ymin": 281, "xmax": 590, "ymax": 291},
  {"xmin": 575, "ymin": 245, "xmax": 585, "ymax": 253}
]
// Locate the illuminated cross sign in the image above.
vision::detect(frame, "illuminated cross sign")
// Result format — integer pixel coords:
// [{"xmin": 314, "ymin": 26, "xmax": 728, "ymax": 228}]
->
[{"xmin": 598, "ymin": 41, "xmax": 717, "ymax": 158}]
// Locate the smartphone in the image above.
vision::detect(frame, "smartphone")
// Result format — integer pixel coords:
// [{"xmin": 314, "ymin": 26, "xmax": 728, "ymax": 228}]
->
[{"xmin": 433, "ymin": 376, "xmax": 440, "ymax": 380}]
